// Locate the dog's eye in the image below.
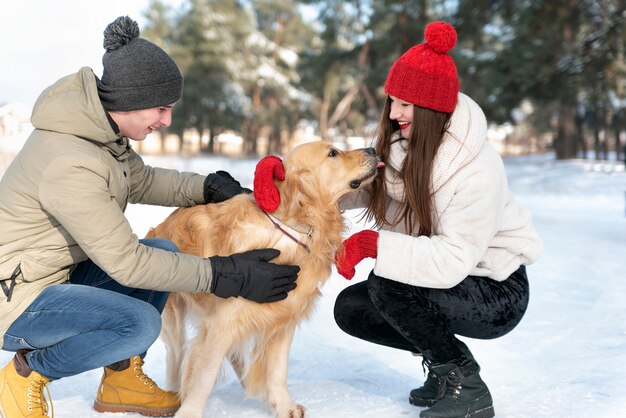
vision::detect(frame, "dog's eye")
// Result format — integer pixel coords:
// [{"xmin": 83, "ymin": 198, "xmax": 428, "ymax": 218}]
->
[{"xmin": 328, "ymin": 149, "xmax": 338, "ymax": 157}]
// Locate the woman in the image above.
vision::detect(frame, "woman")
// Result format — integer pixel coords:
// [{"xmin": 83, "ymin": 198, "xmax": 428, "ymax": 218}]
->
[{"xmin": 333, "ymin": 22, "xmax": 543, "ymax": 418}]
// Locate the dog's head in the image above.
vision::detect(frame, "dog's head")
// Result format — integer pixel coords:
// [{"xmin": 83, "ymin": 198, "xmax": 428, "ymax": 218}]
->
[{"xmin": 268, "ymin": 141, "xmax": 381, "ymax": 218}]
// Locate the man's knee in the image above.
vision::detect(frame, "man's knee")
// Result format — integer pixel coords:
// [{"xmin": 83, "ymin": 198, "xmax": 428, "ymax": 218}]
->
[{"xmin": 119, "ymin": 300, "xmax": 162, "ymax": 350}]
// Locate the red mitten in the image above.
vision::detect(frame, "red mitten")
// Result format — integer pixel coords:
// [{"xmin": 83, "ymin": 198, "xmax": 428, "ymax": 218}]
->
[
  {"xmin": 335, "ymin": 230, "xmax": 379, "ymax": 280},
  {"xmin": 253, "ymin": 156, "xmax": 286, "ymax": 212}
]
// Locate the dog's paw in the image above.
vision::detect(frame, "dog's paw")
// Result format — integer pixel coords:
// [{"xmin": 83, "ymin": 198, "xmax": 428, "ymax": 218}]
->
[{"xmin": 274, "ymin": 403, "xmax": 305, "ymax": 418}]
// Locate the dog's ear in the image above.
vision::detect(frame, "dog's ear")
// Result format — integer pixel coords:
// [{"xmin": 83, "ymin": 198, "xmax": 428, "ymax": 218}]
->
[
  {"xmin": 280, "ymin": 169, "xmax": 325, "ymax": 219},
  {"xmin": 253, "ymin": 156, "xmax": 285, "ymax": 212}
]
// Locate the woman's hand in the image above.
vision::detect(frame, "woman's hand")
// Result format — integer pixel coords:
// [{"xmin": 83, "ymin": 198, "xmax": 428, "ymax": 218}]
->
[{"xmin": 335, "ymin": 230, "xmax": 379, "ymax": 280}]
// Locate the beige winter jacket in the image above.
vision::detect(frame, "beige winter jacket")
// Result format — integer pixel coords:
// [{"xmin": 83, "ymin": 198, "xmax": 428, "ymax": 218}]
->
[
  {"xmin": 0, "ymin": 68, "xmax": 215, "ymax": 339},
  {"xmin": 341, "ymin": 93, "xmax": 543, "ymax": 288}
]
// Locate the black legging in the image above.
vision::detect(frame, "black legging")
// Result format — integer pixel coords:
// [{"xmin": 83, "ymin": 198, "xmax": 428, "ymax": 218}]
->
[{"xmin": 333, "ymin": 265, "xmax": 529, "ymax": 364}]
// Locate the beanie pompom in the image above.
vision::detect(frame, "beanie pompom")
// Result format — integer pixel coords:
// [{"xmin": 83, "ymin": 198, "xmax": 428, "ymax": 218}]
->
[
  {"xmin": 103, "ymin": 16, "xmax": 140, "ymax": 52},
  {"xmin": 424, "ymin": 21, "xmax": 457, "ymax": 53}
]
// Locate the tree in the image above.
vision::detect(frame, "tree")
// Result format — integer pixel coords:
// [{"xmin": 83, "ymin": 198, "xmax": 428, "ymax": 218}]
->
[
  {"xmin": 462, "ymin": 0, "xmax": 626, "ymax": 159},
  {"xmin": 173, "ymin": 0, "xmax": 252, "ymax": 153},
  {"xmin": 298, "ymin": 1, "xmax": 373, "ymax": 142},
  {"xmin": 240, "ymin": 0, "xmax": 315, "ymax": 154}
]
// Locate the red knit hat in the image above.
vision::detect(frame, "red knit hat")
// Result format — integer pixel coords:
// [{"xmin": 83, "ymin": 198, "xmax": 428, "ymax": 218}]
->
[{"xmin": 384, "ymin": 21, "xmax": 459, "ymax": 113}]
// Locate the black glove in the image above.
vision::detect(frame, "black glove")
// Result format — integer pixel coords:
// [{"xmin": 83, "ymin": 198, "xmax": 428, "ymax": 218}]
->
[
  {"xmin": 208, "ymin": 249, "xmax": 299, "ymax": 303},
  {"xmin": 204, "ymin": 170, "xmax": 252, "ymax": 204}
]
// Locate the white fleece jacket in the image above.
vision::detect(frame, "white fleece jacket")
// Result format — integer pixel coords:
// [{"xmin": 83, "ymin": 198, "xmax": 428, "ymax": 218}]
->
[{"xmin": 341, "ymin": 93, "xmax": 543, "ymax": 288}]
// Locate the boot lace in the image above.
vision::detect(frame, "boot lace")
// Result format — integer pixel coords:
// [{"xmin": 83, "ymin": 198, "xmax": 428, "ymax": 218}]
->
[
  {"xmin": 421, "ymin": 358, "xmax": 437, "ymax": 379},
  {"xmin": 435, "ymin": 369, "xmax": 464, "ymax": 400},
  {"xmin": 27, "ymin": 375, "xmax": 53, "ymax": 417},
  {"xmin": 132, "ymin": 357, "xmax": 156, "ymax": 389}
]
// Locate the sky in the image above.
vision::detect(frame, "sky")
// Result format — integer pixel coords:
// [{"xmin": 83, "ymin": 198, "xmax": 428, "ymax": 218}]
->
[
  {"xmin": 1, "ymin": 139, "xmax": 625, "ymax": 417},
  {"xmin": 0, "ymin": 0, "xmax": 183, "ymax": 106}
]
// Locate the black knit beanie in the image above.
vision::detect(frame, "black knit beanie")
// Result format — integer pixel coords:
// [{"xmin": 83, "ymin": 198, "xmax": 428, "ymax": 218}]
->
[{"xmin": 97, "ymin": 16, "xmax": 183, "ymax": 111}]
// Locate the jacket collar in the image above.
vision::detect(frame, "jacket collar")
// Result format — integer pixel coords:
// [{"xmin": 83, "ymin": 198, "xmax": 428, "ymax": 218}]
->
[{"xmin": 30, "ymin": 67, "xmax": 131, "ymax": 160}]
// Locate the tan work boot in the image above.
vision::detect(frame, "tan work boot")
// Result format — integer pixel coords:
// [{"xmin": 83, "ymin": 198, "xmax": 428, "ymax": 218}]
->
[
  {"xmin": 0, "ymin": 350, "xmax": 51, "ymax": 418},
  {"xmin": 93, "ymin": 355, "xmax": 180, "ymax": 416}
]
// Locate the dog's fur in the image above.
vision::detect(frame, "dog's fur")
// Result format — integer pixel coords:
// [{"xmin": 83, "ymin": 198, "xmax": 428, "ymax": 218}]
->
[{"xmin": 146, "ymin": 141, "xmax": 380, "ymax": 418}]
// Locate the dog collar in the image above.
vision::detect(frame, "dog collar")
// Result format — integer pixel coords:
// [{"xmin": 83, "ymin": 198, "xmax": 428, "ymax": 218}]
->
[{"xmin": 262, "ymin": 211, "xmax": 312, "ymax": 252}]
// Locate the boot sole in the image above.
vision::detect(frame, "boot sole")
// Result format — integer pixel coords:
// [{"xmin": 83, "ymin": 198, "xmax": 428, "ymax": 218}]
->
[
  {"xmin": 93, "ymin": 399, "xmax": 179, "ymax": 417},
  {"xmin": 467, "ymin": 405, "xmax": 495, "ymax": 418},
  {"xmin": 409, "ymin": 396, "xmax": 437, "ymax": 407},
  {"xmin": 420, "ymin": 405, "xmax": 495, "ymax": 418}
]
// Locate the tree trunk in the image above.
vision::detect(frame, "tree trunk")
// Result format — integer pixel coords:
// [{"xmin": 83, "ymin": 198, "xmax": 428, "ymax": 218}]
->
[
  {"xmin": 207, "ymin": 127, "xmax": 216, "ymax": 154},
  {"xmin": 268, "ymin": 125, "xmax": 281, "ymax": 155},
  {"xmin": 320, "ymin": 42, "xmax": 370, "ymax": 141},
  {"xmin": 575, "ymin": 104, "xmax": 586, "ymax": 159},
  {"xmin": 319, "ymin": 79, "xmax": 332, "ymax": 141},
  {"xmin": 327, "ymin": 83, "xmax": 360, "ymax": 129},
  {"xmin": 592, "ymin": 107, "xmax": 602, "ymax": 160},
  {"xmin": 555, "ymin": 103, "xmax": 578, "ymax": 159},
  {"xmin": 615, "ymin": 109, "xmax": 625, "ymax": 162},
  {"xmin": 242, "ymin": 120, "xmax": 259, "ymax": 156},
  {"xmin": 197, "ymin": 126, "xmax": 209, "ymax": 154}
]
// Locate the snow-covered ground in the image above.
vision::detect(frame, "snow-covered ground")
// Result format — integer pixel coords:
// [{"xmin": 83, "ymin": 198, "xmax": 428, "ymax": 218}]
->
[{"xmin": 1, "ymin": 140, "xmax": 625, "ymax": 417}]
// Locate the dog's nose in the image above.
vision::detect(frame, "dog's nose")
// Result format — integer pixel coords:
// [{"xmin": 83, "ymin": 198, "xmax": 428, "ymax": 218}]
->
[{"xmin": 364, "ymin": 147, "xmax": 376, "ymax": 156}]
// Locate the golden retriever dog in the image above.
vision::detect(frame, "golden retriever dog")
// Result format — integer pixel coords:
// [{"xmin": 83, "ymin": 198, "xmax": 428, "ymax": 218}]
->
[{"xmin": 146, "ymin": 141, "xmax": 381, "ymax": 418}]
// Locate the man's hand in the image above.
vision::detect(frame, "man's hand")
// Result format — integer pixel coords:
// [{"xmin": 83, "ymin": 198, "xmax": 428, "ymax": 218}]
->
[
  {"xmin": 204, "ymin": 170, "xmax": 252, "ymax": 204},
  {"xmin": 208, "ymin": 249, "xmax": 299, "ymax": 303}
]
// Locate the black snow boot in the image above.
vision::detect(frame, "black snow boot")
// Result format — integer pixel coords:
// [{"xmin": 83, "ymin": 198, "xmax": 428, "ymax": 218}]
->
[
  {"xmin": 409, "ymin": 341, "xmax": 474, "ymax": 408},
  {"xmin": 419, "ymin": 359, "xmax": 494, "ymax": 418},
  {"xmin": 409, "ymin": 358, "xmax": 440, "ymax": 407}
]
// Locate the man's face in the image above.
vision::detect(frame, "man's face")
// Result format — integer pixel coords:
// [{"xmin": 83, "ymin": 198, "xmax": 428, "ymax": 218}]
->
[{"xmin": 110, "ymin": 103, "xmax": 176, "ymax": 141}]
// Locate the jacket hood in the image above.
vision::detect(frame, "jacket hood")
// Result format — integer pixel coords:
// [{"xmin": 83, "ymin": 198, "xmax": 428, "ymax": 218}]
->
[
  {"xmin": 431, "ymin": 92, "xmax": 487, "ymax": 192},
  {"xmin": 383, "ymin": 93, "xmax": 488, "ymax": 199},
  {"xmin": 30, "ymin": 67, "xmax": 130, "ymax": 158}
]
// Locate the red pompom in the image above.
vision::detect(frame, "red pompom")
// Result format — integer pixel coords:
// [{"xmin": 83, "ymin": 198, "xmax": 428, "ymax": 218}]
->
[
  {"xmin": 253, "ymin": 156, "xmax": 285, "ymax": 212},
  {"xmin": 424, "ymin": 21, "xmax": 457, "ymax": 53}
]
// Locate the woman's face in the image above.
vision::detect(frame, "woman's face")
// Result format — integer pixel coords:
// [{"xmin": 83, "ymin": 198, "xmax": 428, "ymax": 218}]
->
[{"xmin": 389, "ymin": 95, "xmax": 414, "ymax": 139}]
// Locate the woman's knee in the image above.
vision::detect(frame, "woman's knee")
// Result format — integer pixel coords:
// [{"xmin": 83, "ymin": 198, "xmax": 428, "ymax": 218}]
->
[
  {"xmin": 367, "ymin": 272, "xmax": 435, "ymax": 323},
  {"xmin": 368, "ymin": 272, "xmax": 414, "ymax": 306},
  {"xmin": 333, "ymin": 282, "xmax": 369, "ymax": 333},
  {"xmin": 366, "ymin": 271, "xmax": 397, "ymax": 302}
]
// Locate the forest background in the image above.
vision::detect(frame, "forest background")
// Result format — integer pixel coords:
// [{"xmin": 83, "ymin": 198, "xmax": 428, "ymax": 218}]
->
[{"xmin": 121, "ymin": 0, "xmax": 626, "ymax": 161}]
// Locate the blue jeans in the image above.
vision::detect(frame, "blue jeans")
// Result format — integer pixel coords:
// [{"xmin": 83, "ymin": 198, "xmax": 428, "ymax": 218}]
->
[{"xmin": 2, "ymin": 238, "xmax": 178, "ymax": 380}]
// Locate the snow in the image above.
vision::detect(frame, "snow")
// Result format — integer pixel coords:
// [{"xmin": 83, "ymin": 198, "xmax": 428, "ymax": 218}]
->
[{"xmin": 1, "ymin": 148, "xmax": 626, "ymax": 418}]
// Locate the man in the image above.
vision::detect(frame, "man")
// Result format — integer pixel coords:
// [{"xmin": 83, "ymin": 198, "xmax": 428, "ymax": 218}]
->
[{"xmin": 0, "ymin": 16, "xmax": 299, "ymax": 417}]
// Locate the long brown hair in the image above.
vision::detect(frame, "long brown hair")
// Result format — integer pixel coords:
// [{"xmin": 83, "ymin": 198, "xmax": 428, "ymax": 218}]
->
[{"xmin": 365, "ymin": 96, "xmax": 452, "ymax": 236}]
